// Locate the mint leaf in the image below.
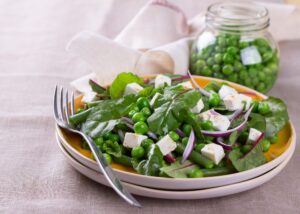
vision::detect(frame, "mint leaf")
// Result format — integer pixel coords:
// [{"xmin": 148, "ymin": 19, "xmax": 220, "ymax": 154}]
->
[{"xmin": 110, "ymin": 72, "xmax": 143, "ymax": 99}]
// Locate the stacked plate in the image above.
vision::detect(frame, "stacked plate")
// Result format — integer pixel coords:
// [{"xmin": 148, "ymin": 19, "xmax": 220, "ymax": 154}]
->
[{"xmin": 55, "ymin": 77, "xmax": 296, "ymax": 199}]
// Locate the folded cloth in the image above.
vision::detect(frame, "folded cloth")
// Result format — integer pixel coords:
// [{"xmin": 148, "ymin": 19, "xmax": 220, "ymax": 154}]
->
[{"xmin": 68, "ymin": 0, "xmax": 299, "ymax": 93}]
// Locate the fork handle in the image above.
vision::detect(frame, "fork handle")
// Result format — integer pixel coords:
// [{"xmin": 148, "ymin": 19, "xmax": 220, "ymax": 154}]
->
[{"xmin": 81, "ymin": 133, "xmax": 141, "ymax": 207}]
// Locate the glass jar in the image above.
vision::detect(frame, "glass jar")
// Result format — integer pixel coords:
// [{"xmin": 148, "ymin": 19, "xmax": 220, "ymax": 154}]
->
[{"xmin": 189, "ymin": 2, "xmax": 279, "ymax": 93}]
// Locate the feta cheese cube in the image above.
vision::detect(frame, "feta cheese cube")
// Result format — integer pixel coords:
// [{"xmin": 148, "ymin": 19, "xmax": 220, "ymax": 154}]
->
[
  {"xmin": 155, "ymin": 75, "xmax": 171, "ymax": 88},
  {"xmin": 201, "ymin": 143, "xmax": 225, "ymax": 164},
  {"xmin": 218, "ymin": 85, "xmax": 238, "ymax": 99},
  {"xmin": 124, "ymin": 83, "xmax": 143, "ymax": 96},
  {"xmin": 247, "ymin": 128, "xmax": 262, "ymax": 144},
  {"xmin": 190, "ymin": 99, "xmax": 204, "ymax": 114},
  {"xmin": 178, "ymin": 81, "xmax": 194, "ymax": 90},
  {"xmin": 123, "ymin": 133, "xmax": 147, "ymax": 148},
  {"xmin": 81, "ymin": 92, "xmax": 98, "ymax": 103},
  {"xmin": 156, "ymin": 135, "xmax": 177, "ymax": 156},
  {"xmin": 150, "ymin": 93, "xmax": 161, "ymax": 107},
  {"xmin": 199, "ymin": 110, "xmax": 231, "ymax": 131},
  {"xmin": 239, "ymin": 94, "xmax": 252, "ymax": 110},
  {"xmin": 223, "ymin": 94, "xmax": 243, "ymax": 111}
]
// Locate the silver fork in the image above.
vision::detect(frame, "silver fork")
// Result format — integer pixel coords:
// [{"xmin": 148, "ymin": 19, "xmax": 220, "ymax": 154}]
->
[{"xmin": 53, "ymin": 86, "xmax": 141, "ymax": 207}]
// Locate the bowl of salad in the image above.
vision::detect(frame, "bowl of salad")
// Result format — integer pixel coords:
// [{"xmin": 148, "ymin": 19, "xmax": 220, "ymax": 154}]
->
[{"xmin": 56, "ymin": 72, "xmax": 295, "ymax": 190}]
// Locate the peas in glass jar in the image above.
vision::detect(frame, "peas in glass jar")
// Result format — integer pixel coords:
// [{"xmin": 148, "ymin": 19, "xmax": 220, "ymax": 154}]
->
[{"xmin": 189, "ymin": 2, "xmax": 279, "ymax": 93}]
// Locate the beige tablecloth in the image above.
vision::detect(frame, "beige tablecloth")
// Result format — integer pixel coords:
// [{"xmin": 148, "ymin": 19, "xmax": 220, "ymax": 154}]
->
[{"xmin": 0, "ymin": 0, "xmax": 299, "ymax": 213}]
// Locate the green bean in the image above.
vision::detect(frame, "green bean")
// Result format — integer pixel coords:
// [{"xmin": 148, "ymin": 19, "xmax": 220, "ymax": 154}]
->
[
  {"xmin": 202, "ymin": 167, "xmax": 235, "ymax": 177},
  {"xmin": 69, "ymin": 108, "xmax": 92, "ymax": 125},
  {"xmin": 176, "ymin": 143, "xmax": 214, "ymax": 169},
  {"xmin": 112, "ymin": 155, "xmax": 133, "ymax": 167}
]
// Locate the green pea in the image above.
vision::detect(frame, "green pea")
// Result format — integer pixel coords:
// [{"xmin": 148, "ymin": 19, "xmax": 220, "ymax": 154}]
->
[
  {"xmin": 141, "ymin": 107, "xmax": 151, "ymax": 117},
  {"xmin": 256, "ymin": 82, "xmax": 266, "ymax": 92},
  {"xmin": 239, "ymin": 41, "xmax": 249, "ymax": 49},
  {"xmin": 209, "ymin": 93, "xmax": 221, "ymax": 107},
  {"xmin": 109, "ymin": 134, "xmax": 120, "ymax": 142},
  {"xmin": 183, "ymin": 124, "xmax": 192, "ymax": 136},
  {"xmin": 190, "ymin": 53, "xmax": 198, "ymax": 63},
  {"xmin": 213, "ymin": 72, "xmax": 224, "ymax": 79},
  {"xmin": 169, "ymin": 131, "xmax": 180, "ymax": 141},
  {"xmin": 226, "ymin": 37, "xmax": 238, "ymax": 46},
  {"xmin": 227, "ymin": 46, "xmax": 238, "ymax": 55},
  {"xmin": 103, "ymin": 153, "xmax": 112, "ymax": 164},
  {"xmin": 270, "ymin": 134, "xmax": 279, "ymax": 144},
  {"xmin": 239, "ymin": 70, "xmax": 248, "ymax": 80},
  {"xmin": 261, "ymin": 139, "xmax": 271, "ymax": 152},
  {"xmin": 133, "ymin": 121, "xmax": 148, "ymax": 134},
  {"xmin": 195, "ymin": 59, "xmax": 206, "ymax": 69},
  {"xmin": 201, "ymin": 120, "xmax": 213, "ymax": 130},
  {"xmin": 258, "ymin": 102, "xmax": 270, "ymax": 115},
  {"xmin": 182, "ymin": 137, "xmax": 189, "ymax": 146},
  {"xmin": 214, "ymin": 53, "xmax": 223, "ymax": 63},
  {"xmin": 263, "ymin": 52, "xmax": 273, "ymax": 62},
  {"xmin": 248, "ymin": 67, "xmax": 258, "ymax": 78},
  {"xmin": 195, "ymin": 143, "xmax": 206, "ymax": 152},
  {"xmin": 95, "ymin": 137, "xmax": 104, "ymax": 146},
  {"xmin": 207, "ymin": 57, "xmax": 214, "ymax": 66},
  {"xmin": 222, "ymin": 64, "xmax": 234, "ymax": 75},
  {"xmin": 188, "ymin": 168, "xmax": 204, "ymax": 178},
  {"xmin": 258, "ymin": 46, "xmax": 268, "ymax": 54},
  {"xmin": 214, "ymin": 45, "xmax": 221, "ymax": 52},
  {"xmin": 258, "ymin": 72, "xmax": 266, "ymax": 81},
  {"xmin": 254, "ymin": 38, "xmax": 269, "ymax": 48},
  {"xmin": 132, "ymin": 112, "xmax": 145, "ymax": 123},
  {"xmin": 141, "ymin": 139, "xmax": 154, "ymax": 150},
  {"xmin": 251, "ymin": 101, "xmax": 259, "ymax": 113},
  {"xmin": 128, "ymin": 110, "xmax": 137, "ymax": 118},
  {"xmin": 131, "ymin": 146, "xmax": 145, "ymax": 159},
  {"xmin": 103, "ymin": 132, "xmax": 113, "ymax": 140},
  {"xmin": 252, "ymin": 77, "xmax": 259, "ymax": 86},
  {"xmin": 217, "ymin": 37, "xmax": 226, "ymax": 46},
  {"xmin": 137, "ymin": 97, "xmax": 150, "ymax": 109},
  {"xmin": 210, "ymin": 65, "xmax": 219, "ymax": 73},
  {"xmin": 202, "ymin": 66, "xmax": 212, "ymax": 76},
  {"xmin": 242, "ymin": 144, "xmax": 252, "ymax": 154},
  {"xmin": 244, "ymin": 79, "xmax": 252, "ymax": 87},
  {"xmin": 233, "ymin": 61, "xmax": 243, "ymax": 72},
  {"xmin": 223, "ymin": 53, "xmax": 234, "ymax": 64},
  {"xmin": 268, "ymin": 63, "xmax": 278, "ymax": 72},
  {"xmin": 228, "ymin": 73, "xmax": 238, "ymax": 82},
  {"xmin": 263, "ymin": 67, "xmax": 272, "ymax": 75}
]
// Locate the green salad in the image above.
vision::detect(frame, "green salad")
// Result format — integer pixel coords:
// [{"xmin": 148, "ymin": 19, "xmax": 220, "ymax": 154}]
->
[{"xmin": 69, "ymin": 72, "xmax": 289, "ymax": 178}]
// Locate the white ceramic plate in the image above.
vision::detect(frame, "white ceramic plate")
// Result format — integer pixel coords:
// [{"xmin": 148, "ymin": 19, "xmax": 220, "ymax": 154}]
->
[
  {"xmin": 56, "ymin": 133, "xmax": 295, "ymax": 200},
  {"xmin": 56, "ymin": 123, "xmax": 296, "ymax": 190}
]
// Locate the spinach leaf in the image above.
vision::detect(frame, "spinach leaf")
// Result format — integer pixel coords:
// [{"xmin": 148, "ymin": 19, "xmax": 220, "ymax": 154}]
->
[
  {"xmin": 160, "ymin": 160, "xmax": 198, "ymax": 178},
  {"xmin": 134, "ymin": 144, "xmax": 164, "ymax": 176},
  {"xmin": 70, "ymin": 95, "xmax": 137, "ymax": 137},
  {"xmin": 102, "ymin": 140, "xmax": 122, "ymax": 157},
  {"xmin": 147, "ymin": 88, "xmax": 202, "ymax": 135},
  {"xmin": 248, "ymin": 113, "xmax": 266, "ymax": 132},
  {"xmin": 89, "ymin": 79, "xmax": 107, "ymax": 95},
  {"xmin": 229, "ymin": 131, "xmax": 238, "ymax": 145},
  {"xmin": 109, "ymin": 72, "xmax": 143, "ymax": 99},
  {"xmin": 263, "ymin": 97, "xmax": 289, "ymax": 137},
  {"xmin": 228, "ymin": 141, "xmax": 266, "ymax": 172}
]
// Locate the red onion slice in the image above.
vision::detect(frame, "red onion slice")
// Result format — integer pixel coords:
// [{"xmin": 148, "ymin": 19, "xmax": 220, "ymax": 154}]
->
[
  {"xmin": 121, "ymin": 117, "xmax": 134, "ymax": 125},
  {"xmin": 181, "ymin": 129, "xmax": 195, "ymax": 164},
  {"xmin": 201, "ymin": 105, "xmax": 253, "ymax": 137},
  {"xmin": 164, "ymin": 153, "xmax": 176, "ymax": 163},
  {"xmin": 216, "ymin": 137, "xmax": 232, "ymax": 151},
  {"xmin": 226, "ymin": 108, "xmax": 243, "ymax": 121},
  {"xmin": 171, "ymin": 75, "xmax": 190, "ymax": 82},
  {"xmin": 175, "ymin": 128, "xmax": 185, "ymax": 138},
  {"xmin": 187, "ymin": 70, "xmax": 211, "ymax": 97},
  {"xmin": 239, "ymin": 132, "xmax": 265, "ymax": 159},
  {"xmin": 147, "ymin": 131, "xmax": 158, "ymax": 140}
]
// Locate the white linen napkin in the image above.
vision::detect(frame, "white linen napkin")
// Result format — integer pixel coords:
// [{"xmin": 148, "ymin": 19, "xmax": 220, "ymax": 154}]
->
[{"xmin": 67, "ymin": 0, "xmax": 300, "ymax": 92}]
